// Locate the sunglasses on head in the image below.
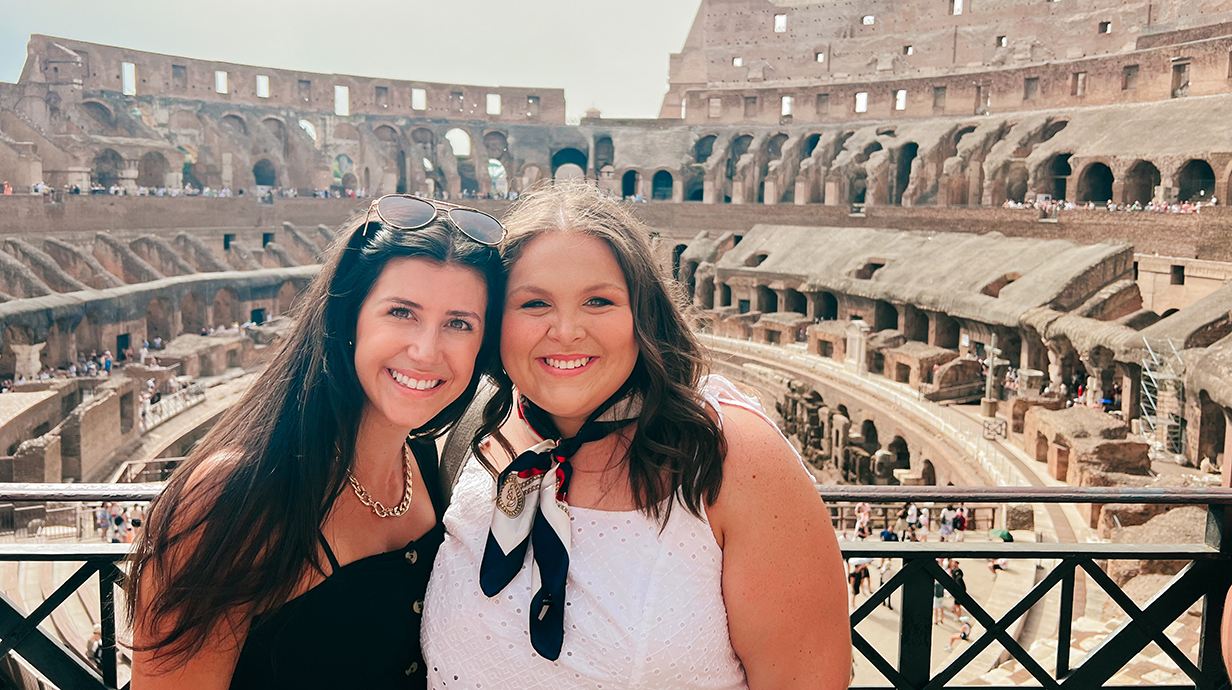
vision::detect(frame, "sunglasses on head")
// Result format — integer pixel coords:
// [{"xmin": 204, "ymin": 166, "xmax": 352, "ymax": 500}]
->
[{"xmin": 359, "ymin": 194, "xmax": 506, "ymax": 246}]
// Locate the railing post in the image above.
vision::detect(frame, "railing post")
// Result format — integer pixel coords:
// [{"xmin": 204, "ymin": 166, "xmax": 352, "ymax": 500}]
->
[
  {"xmin": 898, "ymin": 556, "xmax": 932, "ymax": 688},
  {"xmin": 1201, "ymin": 504, "xmax": 1230, "ymax": 688},
  {"xmin": 1057, "ymin": 564, "xmax": 1074, "ymax": 677},
  {"xmin": 100, "ymin": 564, "xmax": 118, "ymax": 688}
]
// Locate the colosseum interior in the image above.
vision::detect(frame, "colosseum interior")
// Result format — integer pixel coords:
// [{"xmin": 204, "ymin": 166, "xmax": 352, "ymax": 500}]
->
[{"xmin": 0, "ymin": 0, "xmax": 1231, "ymax": 685}]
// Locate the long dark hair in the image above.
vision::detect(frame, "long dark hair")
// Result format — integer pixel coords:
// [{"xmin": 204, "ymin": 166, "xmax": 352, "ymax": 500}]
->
[
  {"xmin": 125, "ymin": 213, "xmax": 503, "ymax": 664},
  {"xmin": 475, "ymin": 182, "xmax": 725, "ymax": 523}
]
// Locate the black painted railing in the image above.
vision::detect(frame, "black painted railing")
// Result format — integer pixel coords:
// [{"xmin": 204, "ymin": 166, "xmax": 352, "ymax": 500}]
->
[{"xmin": 0, "ymin": 484, "xmax": 1225, "ymax": 690}]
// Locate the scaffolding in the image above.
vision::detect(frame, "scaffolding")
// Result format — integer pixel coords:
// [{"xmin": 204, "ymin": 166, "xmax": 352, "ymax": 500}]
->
[{"xmin": 1140, "ymin": 337, "xmax": 1185, "ymax": 457}]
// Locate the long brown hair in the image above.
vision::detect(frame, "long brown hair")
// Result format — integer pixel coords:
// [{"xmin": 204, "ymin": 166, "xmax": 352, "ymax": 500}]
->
[
  {"xmin": 475, "ymin": 182, "xmax": 726, "ymax": 523},
  {"xmin": 126, "ymin": 214, "xmax": 503, "ymax": 664}
]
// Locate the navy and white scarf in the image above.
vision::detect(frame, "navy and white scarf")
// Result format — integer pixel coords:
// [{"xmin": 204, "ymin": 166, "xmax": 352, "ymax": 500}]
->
[{"xmin": 479, "ymin": 389, "xmax": 641, "ymax": 660}]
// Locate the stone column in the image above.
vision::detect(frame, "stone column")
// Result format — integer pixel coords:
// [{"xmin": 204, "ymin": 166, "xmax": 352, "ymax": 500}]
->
[
  {"xmin": 672, "ymin": 177, "xmax": 683, "ymax": 203},
  {"xmin": 1118, "ymin": 361, "xmax": 1140, "ymax": 420},
  {"xmin": 805, "ymin": 293, "xmax": 819, "ymax": 320},
  {"xmin": 11, "ymin": 343, "xmax": 45, "ymax": 381},
  {"xmin": 774, "ymin": 289, "xmax": 789, "ymax": 314},
  {"xmin": 703, "ymin": 178, "xmax": 717, "ymax": 204},
  {"xmin": 763, "ymin": 178, "xmax": 779, "ymax": 205},
  {"xmin": 846, "ymin": 320, "xmax": 871, "ymax": 373},
  {"xmin": 120, "ymin": 159, "xmax": 140, "ymax": 195},
  {"xmin": 1047, "ymin": 345, "xmax": 1066, "ymax": 392},
  {"xmin": 1223, "ymin": 408, "xmax": 1232, "ymax": 488}
]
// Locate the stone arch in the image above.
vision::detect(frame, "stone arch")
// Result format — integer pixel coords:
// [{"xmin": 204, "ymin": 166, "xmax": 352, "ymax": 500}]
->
[
  {"xmin": 860, "ymin": 419, "xmax": 880, "ymax": 450},
  {"xmin": 253, "ymin": 159, "xmax": 277, "ymax": 187},
  {"xmin": 92, "ymin": 149, "xmax": 124, "ymax": 188},
  {"xmin": 220, "ymin": 114, "xmax": 248, "ymax": 136},
  {"xmin": 594, "ymin": 136, "xmax": 614, "ymax": 170},
  {"xmin": 1041, "ymin": 153, "xmax": 1072, "ymax": 200},
  {"xmin": 724, "ymin": 134, "xmax": 754, "ymax": 202},
  {"xmin": 802, "ymin": 133, "xmax": 822, "ymax": 159},
  {"xmin": 784, "ymin": 289, "xmax": 807, "ymax": 314},
  {"xmin": 893, "ymin": 143, "xmax": 918, "ymax": 205},
  {"xmin": 521, "ymin": 164, "xmax": 543, "ymax": 190},
  {"xmin": 694, "ymin": 135, "xmax": 717, "ymax": 164},
  {"xmin": 445, "ymin": 128, "xmax": 472, "ymax": 157},
  {"xmin": 652, "ymin": 170, "xmax": 674, "ymax": 200},
  {"xmin": 262, "ymin": 117, "xmax": 287, "ymax": 144},
  {"xmin": 817, "ymin": 292, "xmax": 838, "ymax": 320},
  {"xmin": 146, "ymin": 296, "xmax": 175, "ymax": 342},
  {"xmin": 213, "ymin": 288, "xmax": 241, "ymax": 327},
  {"xmin": 1124, "ymin": 160, "xmax": 1161, "ymax": 205},
  {"xmin": 1177, "ymin": 159, "xmax": 1216, "ymax": 202},
  {"xmin": 1076, "ymin": 162, "xmax": 1114, "ymax": 203},
  {"xmin": 874, "ymin": 300, "xmax": 898, "ymax": 331},
  {"xmin": 1005, "ymin": 162, "xmax": 1029, "ymax": 203},
  {"xmin": 487, "ymin": 159, "xmax": 508, "ymax": 195},
  {"xmin": 374, "ymin": 124, "xmax": 399, "ymax": 142},
  {"xmin": 277, "ymin": 281, "xmax": 299, "ymax": 316},
  {"xmin": 137, "ymin": 151, "xmax": 170, "ymax": 188},
  {"xmin": 921, "ymin": 459, "xmax": 937, "ymax": 485},
  {"xmin": 551, "ymin": 148, "xmax": 588, "ymax": 179},
  {"xmin": 483, "ymin": 131, "xmax": 509, "ymax": 158},
  {"xmin": 181, "ymin": 292, "xmax": 206, "ymax": 335},
  {"xmin": 697, "ymin": 276, "xmax": 715, "ymax": 309},
  {"xmin": 757, "ymin": 285, "xmax": 777, "ymax": 312},
  {"xmin": 80, "ymin": 101, "xmax": 114, "ymax": 128},
  {"xmin": 887, "ymin": 436, "xmax": 910, "ymax": 470},
  {"xmin": 622, "ymin": 170, "xmax": 640, "ymax": 198}
]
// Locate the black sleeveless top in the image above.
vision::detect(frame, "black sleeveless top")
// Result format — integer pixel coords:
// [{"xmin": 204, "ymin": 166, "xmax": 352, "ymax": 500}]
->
[{"xmin": 230, "ymin": 440, "xmax": 445, "ymax": 689}]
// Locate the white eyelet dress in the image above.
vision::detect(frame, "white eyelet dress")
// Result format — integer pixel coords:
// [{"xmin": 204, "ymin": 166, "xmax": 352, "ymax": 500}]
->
[{"xmin": 421, "ymin": 376, "xmax": 784, "ymax": 690}]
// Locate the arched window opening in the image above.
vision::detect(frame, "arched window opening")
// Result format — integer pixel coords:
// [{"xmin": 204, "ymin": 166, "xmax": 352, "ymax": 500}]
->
[
  {"xmin": 652, "ymin": 171, "xmax": 673, "ymax": 200},
  {"xmin": 694, "ymin": 135, "xmax": 716, "ymax": 164},
  {"xmin": 1177, "ymin": 159, "xmax": 1216, "ymax": 202},
  {"xmin": 893, "ymin": 143, "xmax": 918, "ymax": 205},
  {"xmin": 622, "ymin": 170, "xmax": 640, "ymax": 198},
  {"xmin": 253, "ymin": 159, "xmax": 277, "ymax": 187},
  {"xmin": 1077, "ymin": 163, "xmax": 1114, "ymax": 203}
]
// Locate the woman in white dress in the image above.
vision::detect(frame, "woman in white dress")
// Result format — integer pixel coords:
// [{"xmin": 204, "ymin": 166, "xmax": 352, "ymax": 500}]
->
[{"xmin": 422, "ymin": 183, "xmax": 851, "ymax": 689}]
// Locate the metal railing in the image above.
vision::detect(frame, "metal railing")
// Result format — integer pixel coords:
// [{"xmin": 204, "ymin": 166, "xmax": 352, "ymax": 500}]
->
[
  {"xmin": 0, "ymin": 484, "xmax": 1221, "ymax": 689},
  {"xmin": 137, "ymin": 383, "xmax": 205, "ymax": 434}
]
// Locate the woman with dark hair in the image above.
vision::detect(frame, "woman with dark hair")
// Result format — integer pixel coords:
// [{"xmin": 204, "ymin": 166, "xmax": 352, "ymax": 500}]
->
[
  {"xmin": 422, "ymin": 183, "xmax": 851, "ymax": 688},
  {"xmin": 127, "ymin": 196, "xmax": 505, "ymax": 688}
]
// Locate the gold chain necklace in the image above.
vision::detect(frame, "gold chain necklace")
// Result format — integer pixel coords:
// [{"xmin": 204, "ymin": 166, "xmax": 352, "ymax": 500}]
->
[{"xmin": 347, "ymin": 442, "xmax": 414, "ymax": 518}]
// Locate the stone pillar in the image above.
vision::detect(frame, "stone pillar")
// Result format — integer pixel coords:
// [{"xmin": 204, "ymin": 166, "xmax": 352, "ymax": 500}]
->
[
  {"xmin": 672, "ymin": 177, "xmax": 683, "ymax": 203},
  {"xmin": 774, "ymin": 289, "xmax": 789, "ymax": 314},
  {"xmin": 1081, "ymin": 354, "xmax": 1105, "ymax": 407},
  {"xmin": 637, "ymin": 175, "xmax": 651, "ymax": 201},
  {"xmin": 824, "ymin": 179, "xmax": 840, "ymax": 206},
  {"xmin": 846, "ymin": 320, "xmax": 871, "ymax": 373},
  {"xmin": 1047, "ymin": 346, "xmax": 1066, "ymax": 392},
  {"xmin": 703, "ymin": 178, "xmax": 717, "ymax": 204},
  {"xmin": 805, "ymin": 293, "xmax": 819, "ymax": 320},
  {"xmin": 1118, "ymin": 361, "xmax": 1140, "ymax": 420},
  {"xmin": 794, "ymin": 176, "xmax": 810, "ymax": 205},
  {"xmin": 763, "ymin": 179, "xmax": 779, "ymax": 205},
  {"xmin": 731, "ymin": 179, "xmax": 746, "ymax": 205},
  {"xmin": 120, "ymin": 159, "xmax": 140, "ymax": 194},
  {"xmin": 11, "ymin": 343, "xmax": 45, "ymax": 381}
]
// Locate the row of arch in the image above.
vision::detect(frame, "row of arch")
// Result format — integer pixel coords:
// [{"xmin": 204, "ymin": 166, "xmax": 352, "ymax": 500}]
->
[
  {"xmin": 91, "ymin": 148, "xmax": 281, "ymax": 190},
  {"xmin": 1021, "ymin": 155, "xmax": 1214, "ymax": 204}
]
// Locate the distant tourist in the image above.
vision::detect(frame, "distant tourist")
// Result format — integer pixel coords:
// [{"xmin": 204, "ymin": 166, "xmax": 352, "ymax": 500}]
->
[{"xmin": 125, "ymin": 196, "xmax": 505, "ymax": 687}]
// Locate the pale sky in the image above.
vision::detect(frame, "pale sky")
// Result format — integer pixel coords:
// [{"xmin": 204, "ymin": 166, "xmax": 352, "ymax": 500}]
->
[{"xmin": 0, "ymin": 0, "xmax": 701, "ymax": 121}]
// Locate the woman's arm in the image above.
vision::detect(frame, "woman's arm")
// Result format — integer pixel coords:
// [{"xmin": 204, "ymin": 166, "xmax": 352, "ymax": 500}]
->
[
  {"xmin": 130, "ymin": 581, "xmax": 247, "ymax": 689},
  {"xmin": 710, "ymin": 404, "xmax": 851, "ymax": 689},
  {"xmin": 130, "ymin": 456, "xmax": 250, "ymax": 689}
]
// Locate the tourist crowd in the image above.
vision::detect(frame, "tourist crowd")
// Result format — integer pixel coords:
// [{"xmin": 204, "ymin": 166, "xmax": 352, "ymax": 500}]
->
[{"xmin": 1003, "ymin": 196, "xmax": 1217, "ymax": 215}]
